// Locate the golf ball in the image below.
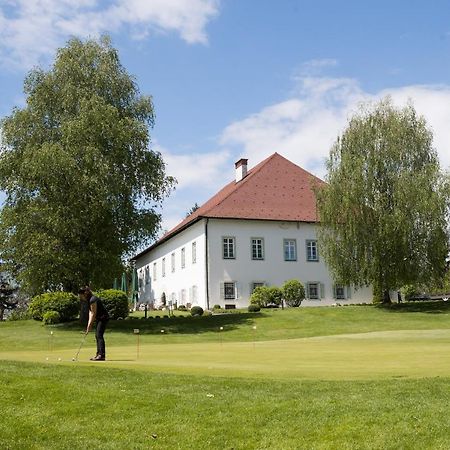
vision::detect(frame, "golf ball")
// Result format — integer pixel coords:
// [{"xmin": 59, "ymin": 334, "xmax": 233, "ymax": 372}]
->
[
  {"xmin": 45, "ymin": 357, "xmax": 49, "ymax": 361},
  {"xmin": 58, "ymin": 357, "xmax": 61, "ymax": 361},
  {"xmin": 72, "ymin": 358, "xmax": 75, "ymax": 361}
]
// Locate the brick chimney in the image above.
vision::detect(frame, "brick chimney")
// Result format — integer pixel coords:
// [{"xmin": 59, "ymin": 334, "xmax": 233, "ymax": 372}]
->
[{"xmin": 235, "ymin": 158, "xmax": 248, "ymax": 183}]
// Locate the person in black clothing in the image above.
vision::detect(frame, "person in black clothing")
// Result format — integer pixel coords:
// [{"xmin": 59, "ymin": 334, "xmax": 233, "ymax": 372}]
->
[{"xmin": 79, "ymin": 286, "xmax": 109, "ymax": 361}]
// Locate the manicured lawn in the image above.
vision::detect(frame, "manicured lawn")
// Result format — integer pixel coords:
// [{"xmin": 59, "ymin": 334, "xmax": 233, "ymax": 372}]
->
[{"xmin": 2, "ymin": 302, "xmax": 450, "ymax": 449}]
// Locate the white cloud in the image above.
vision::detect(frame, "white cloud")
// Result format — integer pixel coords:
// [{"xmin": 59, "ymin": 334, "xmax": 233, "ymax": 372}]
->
[
  {"xmin": 0, "ymin": 0, "xmax": 219, "ymax": 69},
  {"xmin": 221, "ymin": 76, "xmax": 450, "ymax": 179},
  {"xmin": 157, "ymin": 144, "xmax": 231, "ymax": 190}
]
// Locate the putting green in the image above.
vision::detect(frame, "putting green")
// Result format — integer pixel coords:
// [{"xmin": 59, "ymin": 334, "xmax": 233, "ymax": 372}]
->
[{"xmin": 2, "ymin": 328, "xmax": 450, "ymax": 380}]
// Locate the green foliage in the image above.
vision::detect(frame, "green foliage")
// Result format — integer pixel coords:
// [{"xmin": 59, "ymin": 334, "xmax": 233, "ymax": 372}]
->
[
  {"xmin": 316, "ymin": 98, "xmax": 449, "ymax": 303},
  {"xmin": 248, "ymin": 304, "xmax": 261, "ymax": 312},
  {"xmin": 250, "ymin": 286, "xmax": 282, "ymax": 307},
  {"xmin": 177, "ymin": 305, "xmax": 187, "ymax": 311},
  {"xmin": 29, "ymin": 292, "xmax": 78, "ymax": 322},
  {"xmin": 213, "ymin": 304, "xmax": 221, "ymax": 310},
  {"xmin": 267, "ymin": 286, "xmax": 283, "ymax": 306},
  {"xmin": 190, "ymin": 306, "xmax": 204, "ymax": 316},
  {"xmin": 400, "ymin": 285, "xmax": 419, "ymax": 301},
  {"xmin": 7, "ymin": 306, "xmax": 31, "ymax": 321},
  {"xmin": 282, "ymin": 279, "xmax": 305, "ymax": 307},
  {"xmin": 95, "ymin": 289, "xmax": 128, "ymax": 319},
  {"xmin": 250, "ymin": 286, "xmax": 271, "ymax": 307},
  {"xmin": 42, "ymin": 310, "xmax": 61, "ymax": 325},
  {"xmin": 0, "ymin": 36, "xmax": 175, "ymax": 294}
]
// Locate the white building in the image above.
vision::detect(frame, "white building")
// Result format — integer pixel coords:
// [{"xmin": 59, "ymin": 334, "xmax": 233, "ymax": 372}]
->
[{"xmin": 133, "ymin": 153, "xmax": 372, "ymax": 309}]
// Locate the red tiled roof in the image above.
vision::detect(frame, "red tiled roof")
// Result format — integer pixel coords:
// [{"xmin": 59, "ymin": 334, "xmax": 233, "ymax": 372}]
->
[{"xmin": 134, "ymin": 153, "xmax": 324, "ymax": 258}]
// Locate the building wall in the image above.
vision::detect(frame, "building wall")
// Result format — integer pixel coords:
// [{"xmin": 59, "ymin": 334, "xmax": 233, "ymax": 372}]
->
[
  {"xmin": 135, "ymin": 219, "xmax": 207, "ymax": 308},
  {"xmin": 206, "ymin": 218, "xmax": 372, "ymax": 308},
  {"xmin": 135, "ymin": 218, "xmax": 373, "ymax": 310}
]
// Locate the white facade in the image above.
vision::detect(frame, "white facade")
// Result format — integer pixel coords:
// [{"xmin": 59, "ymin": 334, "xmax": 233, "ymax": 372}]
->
[{"xmin": 135, "ymin": 217, "xmax": 372, "ymax": 309}]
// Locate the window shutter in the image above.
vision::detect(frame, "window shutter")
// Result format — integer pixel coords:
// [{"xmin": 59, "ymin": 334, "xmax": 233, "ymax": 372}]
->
[
  {"xmin": 220, "ymin": 282, "xmax": 224, "ymax": 299},
  {"xmin": 332, "ymin": 284, "xmax": 337, "ymax": 299},
  {"xmin": 346, "ymin": 286, "xmax": 352, "ymax": 299},
  {"xmin": 320, "ymin": 283, "xmax": 325, "ymax": 299},
  {"xmin": 235, "ymin": 282, "xmax": 239, "ymax": 299},
  {"xmin": 189, "ymin": 287, "xmax": 193, "ymax": 302},
  {"xmin": 305, "ymin": 282, "xmax": 310, "ymax": 299}
]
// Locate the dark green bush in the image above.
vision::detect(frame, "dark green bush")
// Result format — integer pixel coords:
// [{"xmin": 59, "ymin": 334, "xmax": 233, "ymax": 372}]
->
[
  {"xmin": 177, "ymin": 305, "xmax": 187, "ymax": 311},
  {"xmin": 29, "ymin": 292, "xmax": 78, "ymax": 322},
  {"xmin": 267, "ymin": 286, "xmax": 283, "ymax": 306},
  {"xmin": 213, "ymin": 304, "xmax": 221, "ymax": 310},
  {"xmin": 248, "ymin": 304, "xmax": 260, "ymax": 312},
  {"xmin": 282, "ymin": 279, "xmax": 305, "ymax": 307},
  {"xmin": 190, "ymin": 306, "xmax": 204, "ymax": 316},
  {"xmin": 43, "ymin": 310, "xmax": 61, "ymax": 325},
  {"xmin": 95, "ymin": 289, "xmax": 129, "ymax": 320}
]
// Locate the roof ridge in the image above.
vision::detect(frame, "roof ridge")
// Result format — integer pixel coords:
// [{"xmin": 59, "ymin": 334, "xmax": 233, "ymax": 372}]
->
[{"xmin": 202, "ymin": 152, "xmax": 277, "ymax": 214}]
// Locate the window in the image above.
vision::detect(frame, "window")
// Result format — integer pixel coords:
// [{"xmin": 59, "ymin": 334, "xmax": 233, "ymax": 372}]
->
[
  {"xmin": 223, "ymin": 237, "xmax": 235, "ymax": 259},
  {"xmin": 306, "ymin": 240, "xmax": 319, "ymax": 261},
  {"xmin": 225, "ymin": 304, "xmax": 236, "ymax": 310},
  {"xmin": 181, "ymin": 247, "xmax": 186, "ymax": 269},
  {"xmin": 162, "ymin": 258, "xmax": 166, "ymax": 277},
  {"xmin": 145, "ymin": 266, "xmax": 150, "ymax": 285},
  {"xmin": 334, "ymin": 284, "xmax": 350, "ymax": 300},
  {"xmin": 191, "ymin": 285, "xmax": 198, "ymax": 303},
  {"xmin": 251, "ymin": 238, "xmax": 264, "ymax": 260},
  {"xmin": 152, "ymin": 262, "xmax": 157, "ymax": 281},
  {"xmin": 222, "ymin": 282, "xmax": 237, "ymax": 300},
  {"xmin": 139, "ymin": 270, "xmax": 143, "ymax": 288},
  {"xmin": 307, "ymin": 282, "xmax": 321, "ymax": 300},
  {"xmin": 251, "ymin": 282, "xmax": 265, "ymax": 293},
  {"xmin": 192, "ymin": 241, "xmax": 197, "ymax": 264},
  {"xmin": 171, "ymin": 252, "xmax": 175, "ymax": 272},
  {"xmin": 284, "ymin": 239, "xmax": 297, "ymax": 261}
]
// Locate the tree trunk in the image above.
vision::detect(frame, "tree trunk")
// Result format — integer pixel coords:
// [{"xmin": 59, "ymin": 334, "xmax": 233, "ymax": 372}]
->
[{"xmin": 382, "ymin": 289, "xmax": 392, "ymax": 304}]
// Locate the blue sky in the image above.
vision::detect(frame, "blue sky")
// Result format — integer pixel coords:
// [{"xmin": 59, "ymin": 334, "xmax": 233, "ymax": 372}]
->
[{"xmin": 1, "ymin": 0, "xmax": 450, "ymax": 234}]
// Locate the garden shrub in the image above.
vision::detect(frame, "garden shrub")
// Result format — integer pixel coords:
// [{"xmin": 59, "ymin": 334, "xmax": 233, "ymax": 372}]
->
[
  {"xmin": 29, "ymin": 292, "xmax": 78, "ymax": 322},
  {"xmin": 250, "ymin": 286, "xmax": 271, "ymax": 307},
  {"xmin": 282, "ymin": 279, "xmax": 305, "ymax": 307},
  {"xmin": 267, "ymin": 286, "xmax": 283, "ymax": 306},
  {"xmin": 43, "ymin": 310, "xmax": 61, "ymax": 325},
  {"xmin": 95, "ymin": 289, "xmax": 129, "ymax": 320},
  {"xmin": 248, "ymin": 304, "xmax": 260, "ymax": 312},
  {"xmin": 7, "ymin": 306, "xmax": 31, "ymax": 321},
  {"xmin": 190, "ymin": 306, "xmax": 204, "ymax": 316},
  {"xmin": 400, "ymin": 285, "xmax": 419, "ymax": 301},
  {"xmin": 213, "ymin": 304, "xmax": 221, "ymax": 310},
  {"xmin": 177, "ymin": 305, "xmax": 187, "ymax": 311}
]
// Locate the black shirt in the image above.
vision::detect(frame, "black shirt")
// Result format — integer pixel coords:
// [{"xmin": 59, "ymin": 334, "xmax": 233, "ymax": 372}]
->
[{"xmin": 89, "ymin": 295, "xmax": 109, "ymax": 321}]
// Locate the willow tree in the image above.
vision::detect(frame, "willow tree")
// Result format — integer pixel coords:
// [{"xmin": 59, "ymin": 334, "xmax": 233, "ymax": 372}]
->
[
  {"xmin": 0, "ymin": 36, "xmax": 175, "ymax": 294},
  {"xmin": 316, "ymin": 99, "xmax": 449, "ymax": 303}
]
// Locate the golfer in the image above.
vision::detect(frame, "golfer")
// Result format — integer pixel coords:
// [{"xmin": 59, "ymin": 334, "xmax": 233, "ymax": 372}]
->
[{"xmin": 79, "ymin": 286, "xmax": 109, "ymax": 361}]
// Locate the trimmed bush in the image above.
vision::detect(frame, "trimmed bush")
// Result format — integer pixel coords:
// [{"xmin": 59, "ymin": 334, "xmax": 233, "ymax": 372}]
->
[
  {"xmin": 190, "ymin": 306, "xmax": 204, "ymax": 316},
  {"xmin": 267, "ymin": 286, "xmax": 283, "ymax": 306},
  {"xmin": 248, "ymin": 304, "xmax": 260, "ymax": 312},
  {"xmin": 29, "ymin": 292, "xmax": 78, "ymax": 322},
  {"xmin": 282, "ymin": 279, "xmax": 305, "ymax": 307},
  {"xmin": 95, "ymin": 289, "xmax": 129, "ymax": 320},
  {"xmin": 43, "ymin": 310, "xmax": 61, "ymax": 325},
  {"xmin": 213, "ymin": 304, "xmax": 221, "ymax": 310},
  {"xmin": 250, "ymin": 286, "xmax": 271, "ymax": 308},
  {"xmin": 177, "ymin": 305, "xmax": 187, "ymax": 311}
]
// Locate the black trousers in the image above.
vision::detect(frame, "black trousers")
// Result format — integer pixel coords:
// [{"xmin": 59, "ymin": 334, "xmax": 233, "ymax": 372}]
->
[{"xmin": 95, "ymin": 319, "xmax": 108, "ymax": 358}]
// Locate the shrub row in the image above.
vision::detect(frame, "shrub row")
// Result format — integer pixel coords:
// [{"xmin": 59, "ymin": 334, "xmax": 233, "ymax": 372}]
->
[
  {"xmin": 250, "ymin": 279, "xmax": 305, "ymax": 308},
  {"xmin": 29, "ymin": 289, "xmax": 129, "ymax": 323}
]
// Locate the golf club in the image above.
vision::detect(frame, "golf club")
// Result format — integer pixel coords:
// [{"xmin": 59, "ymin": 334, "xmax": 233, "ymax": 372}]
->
[{"xmin": 73, "ymin": 332, "xmax": 87, "ymax": 361}]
